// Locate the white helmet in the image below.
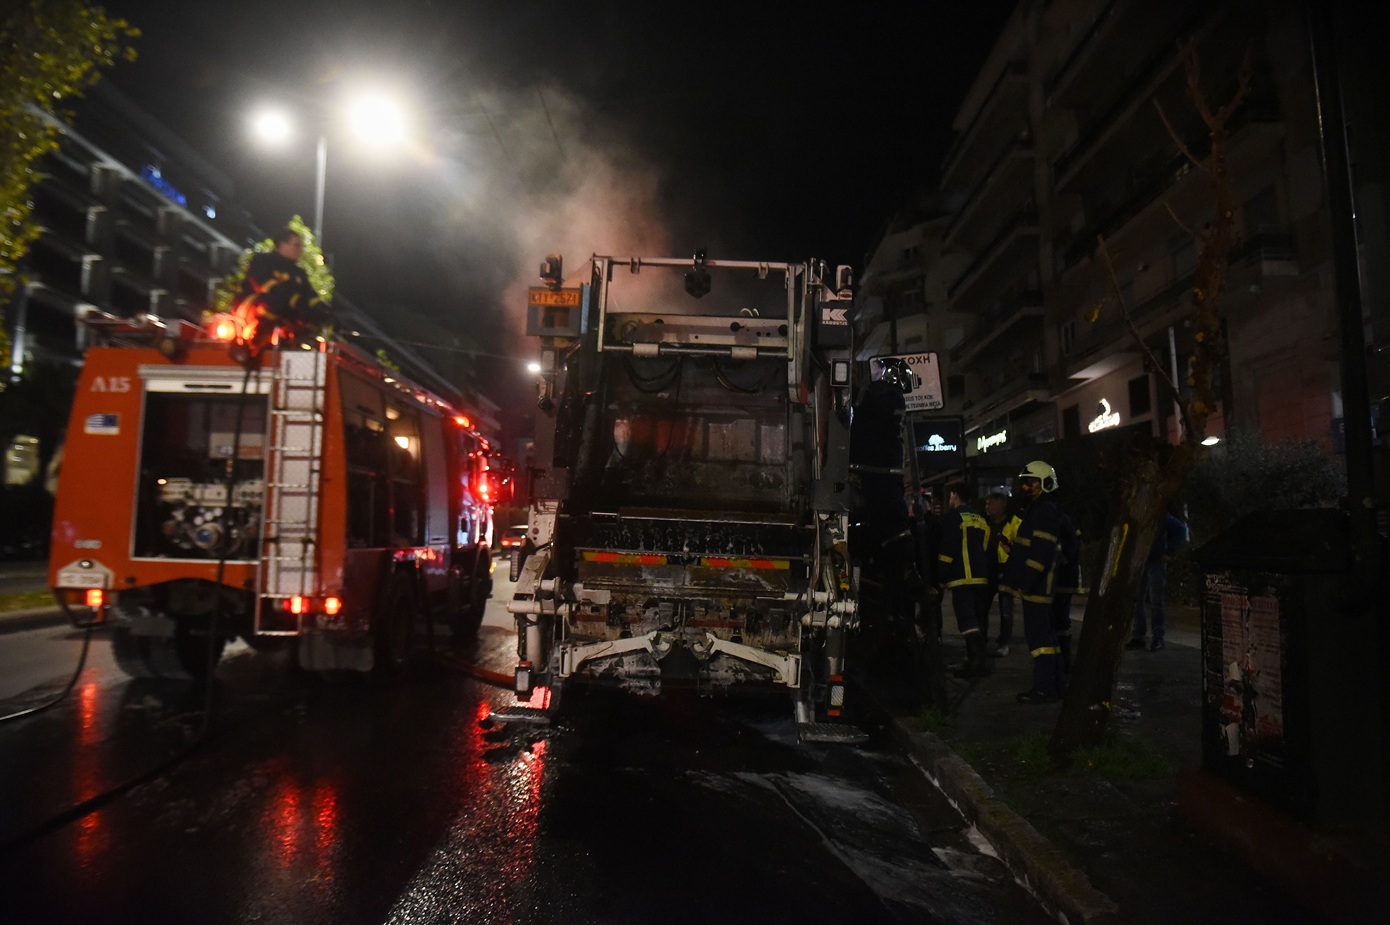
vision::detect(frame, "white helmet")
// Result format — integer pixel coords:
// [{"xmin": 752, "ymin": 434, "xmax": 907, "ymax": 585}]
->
[{"xmin": 1018, "ymin": 460, "xmax": 1057, "ymax": 492}]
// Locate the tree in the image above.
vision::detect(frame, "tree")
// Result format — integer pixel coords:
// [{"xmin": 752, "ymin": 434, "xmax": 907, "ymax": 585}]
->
[
  {"xmin": 0, "ymin": 1, "xmax": 138, "ymax": 362},
  {"xmin": 1049, "ymin": 40, "xmax": 1251, "ymax": 761}
]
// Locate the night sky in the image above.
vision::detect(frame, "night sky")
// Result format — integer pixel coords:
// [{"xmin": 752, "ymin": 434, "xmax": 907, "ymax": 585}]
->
[{"xmin": 83, "ymin": 0, "xmax": 1016, "ymax": 425}]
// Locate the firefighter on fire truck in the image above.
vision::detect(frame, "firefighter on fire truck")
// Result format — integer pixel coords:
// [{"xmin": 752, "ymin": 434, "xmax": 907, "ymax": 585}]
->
[{"xmin": 231, "ymin": 227, "xmax": 333, "ymax": 365}]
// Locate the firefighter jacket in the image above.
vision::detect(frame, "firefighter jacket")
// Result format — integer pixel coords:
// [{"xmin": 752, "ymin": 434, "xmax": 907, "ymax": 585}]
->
[
  {"xmin": 1053, "ymin": 512, "xmax": 1087, "ymax": 596},
  {"xmin": 1000, "ymin": 496, "xmax": 1069, "ymax": 603},
  {"xmin": 237, "ymin": 251, "xmax": 328, "ymax": 329},
  {"xmin": 938, "ymin": 504, "xmax": 991, "ymax": 589},
  {"xmin": 987, "ymin": 513, "xmax": 1019, "ymax": 586}
]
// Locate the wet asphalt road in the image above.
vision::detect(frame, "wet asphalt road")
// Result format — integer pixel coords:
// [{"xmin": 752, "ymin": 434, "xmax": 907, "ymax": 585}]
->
[{"xmin": 0, "ymin": 573, "xmax": 1051, "ymax": 925}]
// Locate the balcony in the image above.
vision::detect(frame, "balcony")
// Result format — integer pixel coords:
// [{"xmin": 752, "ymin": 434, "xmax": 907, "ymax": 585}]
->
[
  {"xmin": 1062, "ymin": 230, "xmax": 1296, "ymax": 378},
  {"xmin": 944, "ymin": 137, "xmax": 1035, "ymax": 251},
  {"xmin": 941, "ymin": 63, "xmax": 1029, "ymax": 194},
  {"xmin": 1057, "ymin": 99, "xmax": 1284, "ymax": 275},
  {"xmin": 1046, "ymin": 0, "xmax": 1208, "ymax": 112},
  {"xmin": 947, "ymin": 209, "xmax": 1040, "ymax": 310},
  {"xmin": 950, "ymin": 291, "xmax": 1045, "ymax": 366},
  {"xmin": 964, "ymin": 372, "xmax": 1052, "ymax": 431}
]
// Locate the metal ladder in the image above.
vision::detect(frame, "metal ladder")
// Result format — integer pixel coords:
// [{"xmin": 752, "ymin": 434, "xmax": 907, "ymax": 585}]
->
[{"xmin": 255, "ymin": 348, "xmax": 328, "ymax": 634}]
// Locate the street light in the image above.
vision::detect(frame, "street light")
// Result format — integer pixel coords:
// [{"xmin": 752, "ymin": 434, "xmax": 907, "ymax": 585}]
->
[{"xmin": 249, "ymin": 92, "xmax": 408, "ymax": 246}]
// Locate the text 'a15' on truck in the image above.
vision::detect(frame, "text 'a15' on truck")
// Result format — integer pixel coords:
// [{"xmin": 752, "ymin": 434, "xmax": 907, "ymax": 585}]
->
[
  {"xmin": 47, "ymin": 312, "xmax": 511, "ymax": 679},
  {"xmin": 496, "ymin": 253, "xmax": 864, "ymax": 743}
]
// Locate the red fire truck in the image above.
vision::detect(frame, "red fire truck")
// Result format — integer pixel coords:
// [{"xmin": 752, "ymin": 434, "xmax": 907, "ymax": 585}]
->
[{"xmin": 47, "ymin": 313, "xmax": 508, "ymax": 678}]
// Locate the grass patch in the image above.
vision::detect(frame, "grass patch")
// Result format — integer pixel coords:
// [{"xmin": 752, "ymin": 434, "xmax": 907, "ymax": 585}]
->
[
  {"xmin": 906, "ymin": 706, "xmax": 953, "ymax": 734},
  {"xmin": 959, "ymin": 732, "xmax": 1175, "ymax": 786},
  {"xmin": 0, "ymin": 590, "xmax": 54, "ymax": 613},
  {"xmin": 1072, "ymin": 733, "xmax": 1176, "ymax": 780}
]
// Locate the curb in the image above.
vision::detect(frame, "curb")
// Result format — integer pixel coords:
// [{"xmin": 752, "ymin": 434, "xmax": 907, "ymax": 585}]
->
[
  {"xmin": 903, "ymin": 729, "xmax": 1122, "ymax": 925},
  {"xmin": 861, "ymin": 680, "xmax": 1122, "ymax": 925},
  {"xmin": 0, "ymin": 607, "xmax": 66, "ymax": 636}
]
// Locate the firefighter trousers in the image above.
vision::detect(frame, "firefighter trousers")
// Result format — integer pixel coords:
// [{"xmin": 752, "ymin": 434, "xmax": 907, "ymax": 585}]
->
[{"xmin": 1021, "ymin": 597, "xmax": 1062, "ymax": 697}]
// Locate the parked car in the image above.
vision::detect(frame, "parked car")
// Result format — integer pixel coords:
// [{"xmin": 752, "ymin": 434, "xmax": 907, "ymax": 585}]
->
[{"xmin": 499, "ymin": 525, "xmax": 529, "ymax": 555}]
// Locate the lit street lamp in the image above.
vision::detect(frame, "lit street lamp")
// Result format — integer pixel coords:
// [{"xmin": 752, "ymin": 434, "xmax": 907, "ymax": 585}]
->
[{"xmin": 250, "ymin": 92, "xmax": 408, "ymax": 246}]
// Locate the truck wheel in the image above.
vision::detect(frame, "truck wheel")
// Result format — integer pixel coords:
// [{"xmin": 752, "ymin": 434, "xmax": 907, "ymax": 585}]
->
[
  {"xmin": 111, "ymin": 622, "xmax": 225, "ymax": 680},
  {"xmin": 375, "ymin": 577, "xmax": 416, "ymax": 672},
  {"xmin": 449, "ymin": 554, "xmax": 492, "ymax": 640},
  {"xmin": 111, "ymin": 626, "xmax": 155, "ymax": 679}
]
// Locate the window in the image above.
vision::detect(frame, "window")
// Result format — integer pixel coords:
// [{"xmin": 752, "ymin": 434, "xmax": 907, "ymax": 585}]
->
[
  {"xmin": 1061, "ymin": 404, "xmax": 1081, "ymax": 438},
  {"xmin": 1058, "ymin": 319, "xmax": 1076, "ymax": 356},
  {"xmin": 1128, "ymin": 374, "xmax": 1152, "ymax": 417}
]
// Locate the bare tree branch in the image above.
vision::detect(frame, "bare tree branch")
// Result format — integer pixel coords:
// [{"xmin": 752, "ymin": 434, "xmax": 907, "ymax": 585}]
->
[
  {"xmin": 1098, "ymin": 235, "xmax": 1192, "ymax": 437},
  {"xmin": 1154, "ymin": 98, "xmax": 1208, "ymax": 172}
]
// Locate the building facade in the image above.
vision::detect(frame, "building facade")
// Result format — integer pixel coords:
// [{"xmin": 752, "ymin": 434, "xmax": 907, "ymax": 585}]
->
[{"xmin": 856, "ymin": 0, "xmax": 1355, "ymax": 489}]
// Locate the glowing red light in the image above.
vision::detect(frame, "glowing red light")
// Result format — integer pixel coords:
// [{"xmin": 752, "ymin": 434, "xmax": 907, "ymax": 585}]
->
[
  {"xmin": 323, "ymin": 596, "xmax": 342, "ymax": 615},
  {"xmin": 85, "ymin": 588, "xmax": 104, "ymax": 608},
  {"xmin": 288, "ymin": 595, "xmax": 307, "ymax": 615}
]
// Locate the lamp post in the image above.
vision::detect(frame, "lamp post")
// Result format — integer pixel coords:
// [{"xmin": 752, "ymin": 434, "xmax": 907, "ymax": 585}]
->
[{"xmin": 250, "ymin": 93, "xmax": 407, "ymax": 247}]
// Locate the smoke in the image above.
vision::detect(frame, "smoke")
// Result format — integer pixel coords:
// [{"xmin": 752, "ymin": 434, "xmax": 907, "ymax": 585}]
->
[{"xmin": 419, "ymin": 84, "xmax": 674, "ymax": 366}]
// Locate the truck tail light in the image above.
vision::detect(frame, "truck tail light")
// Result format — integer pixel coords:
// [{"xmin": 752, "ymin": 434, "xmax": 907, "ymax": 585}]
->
[
  {"xmin": 288, "ymin": 595, "xmax": 308, "ymax": 615},
  {"xmin": 828, "ymin": 674, "xmax": 845, "ymax": 716},
  {"xmin": 85, "ymin": 588, "xmax": 104, "ymax": 608},
  {"xmin": 324, "ymin": 596, "xmax": 342, "ymax": 615}
]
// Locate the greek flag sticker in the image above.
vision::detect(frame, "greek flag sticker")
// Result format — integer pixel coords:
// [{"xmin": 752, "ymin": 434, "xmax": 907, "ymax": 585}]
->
[{"xmin": 84, "ymin": 413, "xmax": 120, "ymax": 435}]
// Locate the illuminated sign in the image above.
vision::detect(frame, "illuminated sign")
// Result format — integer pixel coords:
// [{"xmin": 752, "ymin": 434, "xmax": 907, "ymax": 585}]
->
[
  {"xmin": 1088, "ymin": 398, "xmax": 1121, "ymax": 433},
  {"xmin": 918, "ymin": 433, "xmax": 958, "ymax": 452},
  {"xmin": 977, "ymin": 429, "xmax": 1008, "ymax": 452},
  {"xmin": 140, "ymin": 165, "xmax": 186, "ymax": 207},
  {"xmin": 911, "ymin": 416, "xmax": 965, "ymax": 477}
]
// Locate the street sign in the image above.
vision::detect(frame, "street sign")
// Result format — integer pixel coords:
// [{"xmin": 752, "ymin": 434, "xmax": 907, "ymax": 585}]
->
[{"xmin": 870, "ymin": 352, "xmax": 944, "ymax": 411}]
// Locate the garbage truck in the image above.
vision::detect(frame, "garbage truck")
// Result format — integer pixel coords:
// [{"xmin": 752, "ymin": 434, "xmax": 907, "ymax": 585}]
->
[{"xmin": 497, "ymin": 253, "xmax": 863, "ymax": 742}]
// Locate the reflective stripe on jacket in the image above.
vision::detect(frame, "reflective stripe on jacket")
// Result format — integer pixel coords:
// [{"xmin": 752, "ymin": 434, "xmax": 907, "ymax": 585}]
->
[
  {"xmin": 999, "ymin": 497, "xmax": 1068, "ymax": 603},
  {"xmin": 938, "ymin": 507, "xmax": 991, "ymax": 588}
]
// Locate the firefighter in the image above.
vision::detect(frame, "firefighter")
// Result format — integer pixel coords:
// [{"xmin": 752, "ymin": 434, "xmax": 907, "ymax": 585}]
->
[
  {"xmin": 231, "ymin": 228, "xmax": 331, "ymax": 366},
  {"xmin": 849, "ymin": 362, "xmax": 922, "ymax": 690},
  {"xmin": 999, "ymin": 460, "xmax": 1068, "ymax": 704},
  {"xmin": 938, "ymin": 480, "xmax": 992, "ymax": 677}
]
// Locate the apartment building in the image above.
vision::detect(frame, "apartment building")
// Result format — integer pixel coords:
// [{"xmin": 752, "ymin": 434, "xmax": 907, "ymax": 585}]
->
[{"xmin": 856, "ymin": 0, "xmax": 1357, "ymax": 488}]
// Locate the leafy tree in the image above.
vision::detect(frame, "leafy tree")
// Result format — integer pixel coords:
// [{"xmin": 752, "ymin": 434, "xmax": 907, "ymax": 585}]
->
[
  {"xmin": 1049, "ymin": 41, "xmax": 1252, "ymax": 760},
  {"xmin": 0, "ymin": 1, "xmax": 138, "ymax": 361}
]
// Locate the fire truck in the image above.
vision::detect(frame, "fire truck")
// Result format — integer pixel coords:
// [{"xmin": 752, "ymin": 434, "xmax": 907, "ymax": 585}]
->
[
  {"xmin": 47, "ymin": 312, "xmax": 508, "ymax": 678},
  {"xmin": 498, "ymin": 253, "xmax": 863, "ymax": 742}
]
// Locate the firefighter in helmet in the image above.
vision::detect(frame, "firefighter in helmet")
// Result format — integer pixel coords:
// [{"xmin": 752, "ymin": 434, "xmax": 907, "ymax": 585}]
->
[
  {"xmin": 231, "ymin": 228, "xmax": 332, "ymax": 366},
  {"xmin": 999, "ymin": 460, "xmax": 1069, "ymax": 703}
]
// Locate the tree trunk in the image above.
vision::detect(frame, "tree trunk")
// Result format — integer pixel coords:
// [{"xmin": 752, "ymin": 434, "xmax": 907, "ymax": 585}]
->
[{"xmin": 1049, "ymin": 440, "xmax": 1195, "ymax": 760}]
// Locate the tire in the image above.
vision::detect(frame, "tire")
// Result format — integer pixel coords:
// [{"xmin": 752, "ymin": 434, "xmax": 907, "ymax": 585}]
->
[
  {"xmin": 374, "ymin": 576, "xmax": 417, "ymax": 672},
  {"xmin": 110, "ymin": 620, "xmax": 225, "ymax": 680},
  {"xmin": 449, "ymin": 552, "xmax": 492, "ymax": 640},
  {"xmin": 111, "ymin": 625, "xmax": 155, "ymax": 679}
]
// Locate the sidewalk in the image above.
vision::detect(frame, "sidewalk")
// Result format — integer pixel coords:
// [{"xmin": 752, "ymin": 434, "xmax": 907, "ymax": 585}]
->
[{"xmin": 862, "ymin": 597, "xmax": 1386, "ymax": 925}]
